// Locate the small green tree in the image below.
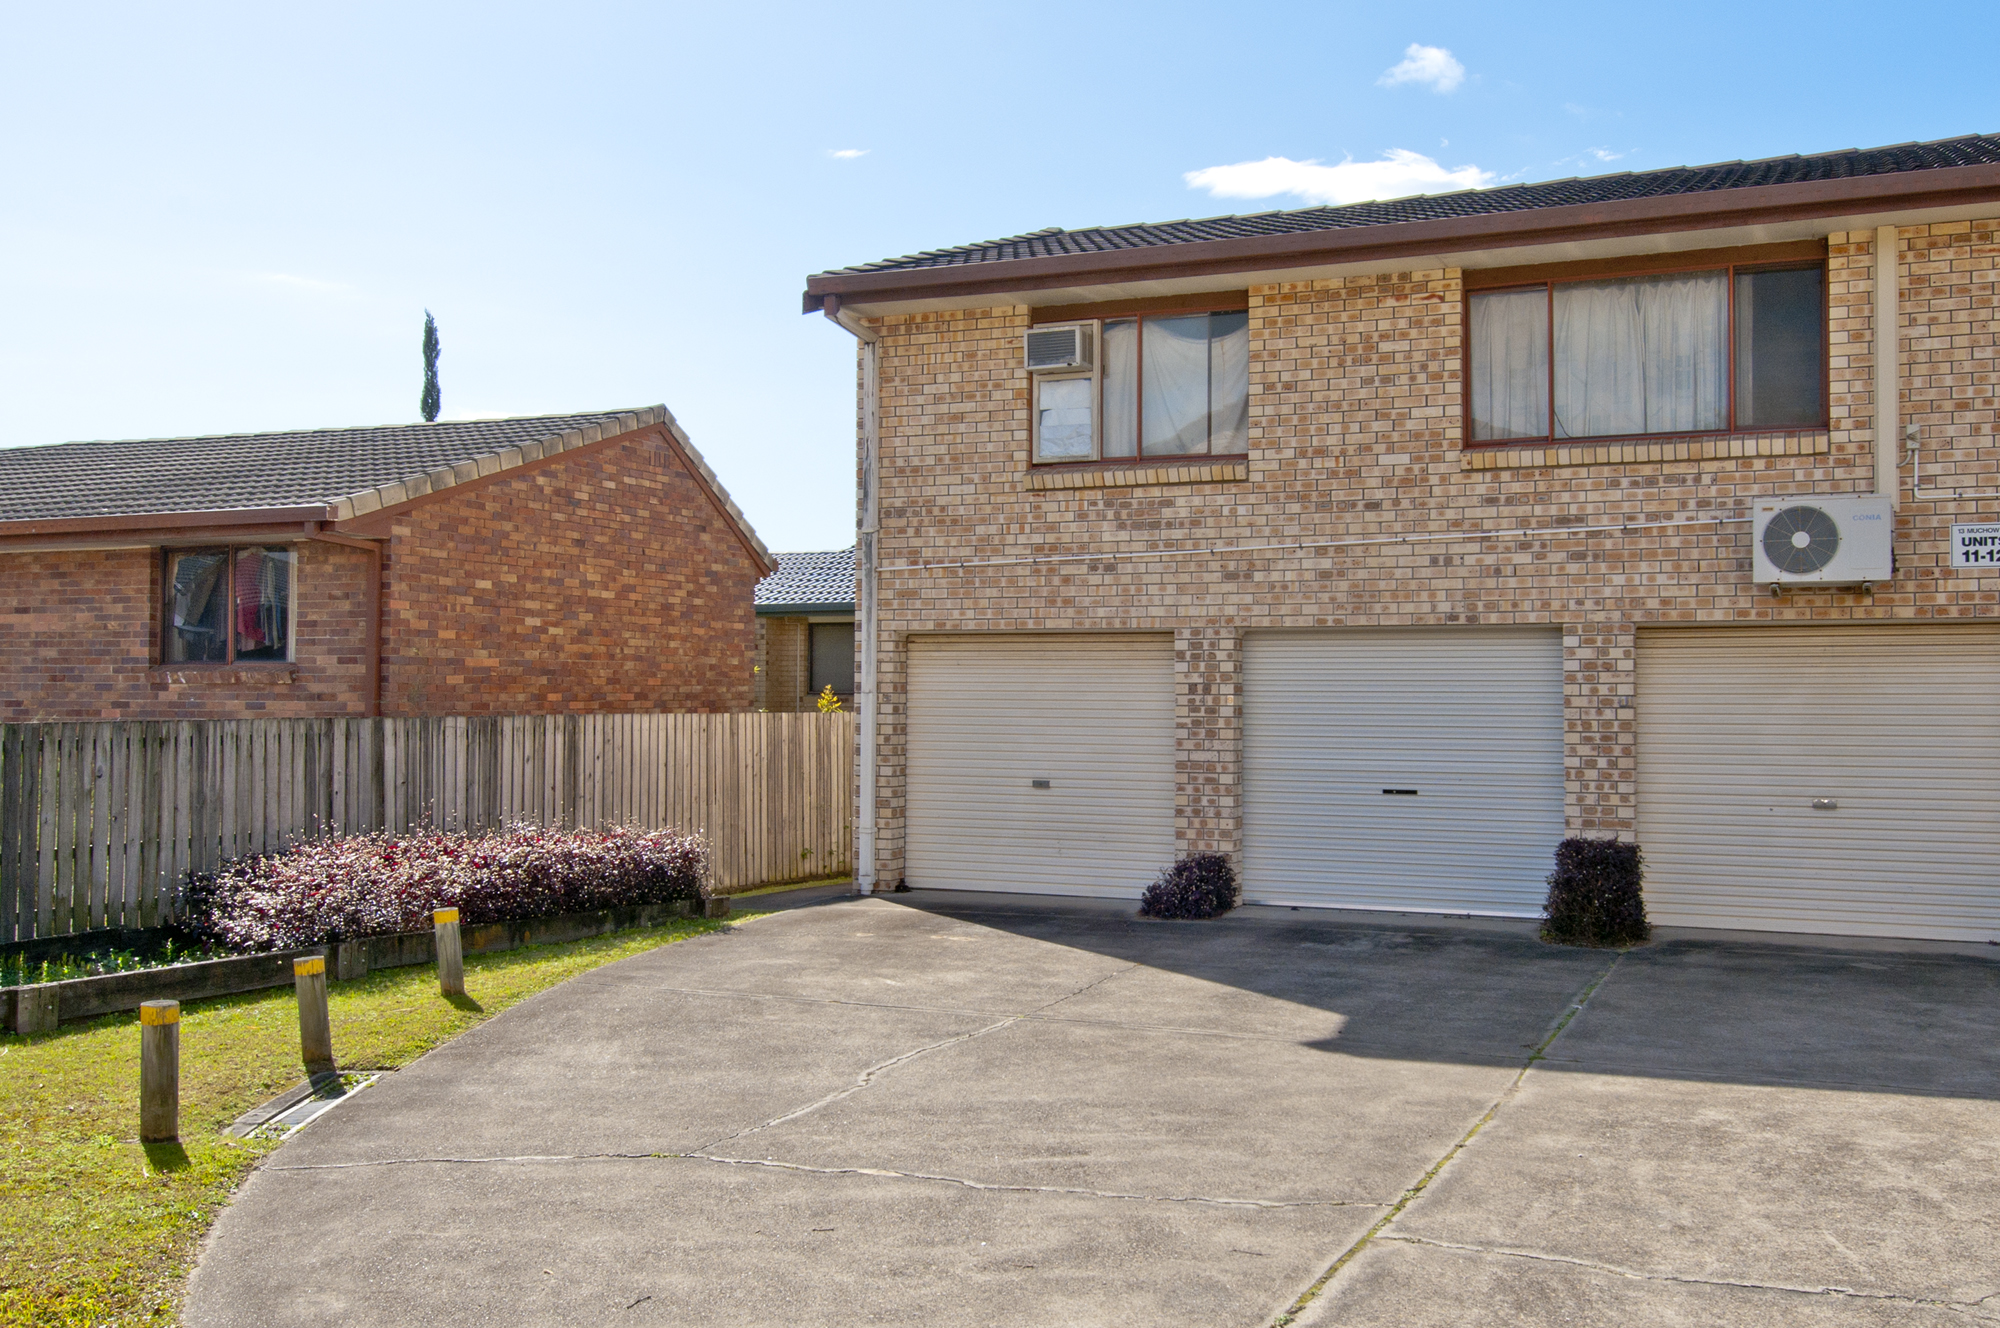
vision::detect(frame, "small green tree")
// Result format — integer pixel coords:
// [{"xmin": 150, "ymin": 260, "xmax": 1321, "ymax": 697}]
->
[
  {"xmin": 420, "ymin": 311, "xmax": 442, "ymax": 422},
  {"xmin": 816, "ymin": 685, "xmax": 843, "ymax": 713}
]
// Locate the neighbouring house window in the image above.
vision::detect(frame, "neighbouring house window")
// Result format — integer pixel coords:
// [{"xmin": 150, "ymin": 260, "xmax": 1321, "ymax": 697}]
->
[
  {"xmin": 1033, "ymin": 310, "xmax": 1249, "ymax": 462},
  {"xmin": 810, "ymin": 621, "xmax": 855, "ymax": 698},
  {"xmin": 164, "ymin": 546, "xmax": 295, "ymax": 664},
  {"xmin": 1468, "ymin": 263, "xmax": 1824, "ymax": 443}
]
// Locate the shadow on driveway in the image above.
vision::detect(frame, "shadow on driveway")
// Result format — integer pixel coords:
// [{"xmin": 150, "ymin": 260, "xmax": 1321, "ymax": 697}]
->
[
  {"xmin": 180, "ymin": 890, "xmax": 2000, "ymax": 1328},
  {"xmin": 892, "ymin": 890, "xmax": 2000, "ymax": 1100}
]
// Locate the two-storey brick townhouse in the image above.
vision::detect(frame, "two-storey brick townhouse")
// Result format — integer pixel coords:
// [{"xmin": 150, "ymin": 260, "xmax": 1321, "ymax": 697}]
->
[
  {"xmin": 0, "ymin": 407, "xmax": 773, "ymax": 719},
  {"xmin": 803, "ymin": 133, "xmax": 2000, "ymax": 943}
]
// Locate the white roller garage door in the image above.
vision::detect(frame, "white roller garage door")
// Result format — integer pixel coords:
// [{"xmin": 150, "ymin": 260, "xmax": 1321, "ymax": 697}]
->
[
  {"xmin": 1637, "ymin": 624, "xmax": 2000, "ymax": 941},
  {"xmin": 1242, "ymin": 629, "xmax": 1566, "ymax": 914},
  {"xmin": 905, "ymin": 633, "xmax": 1175, "ymax": 897}
]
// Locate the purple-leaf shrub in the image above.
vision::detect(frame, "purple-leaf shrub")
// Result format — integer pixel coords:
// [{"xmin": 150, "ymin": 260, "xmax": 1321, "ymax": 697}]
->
[
  {"xmin": 1139, "ymin": 853, "xmax": 1239, "ymax": 921},
  {"xmin": 181, "ymin": 824, "xmax": 711, "ymax": 952},
  {"xmin": 1541, "ymin": 837, "xmax": 1649, "ymax": 948}
]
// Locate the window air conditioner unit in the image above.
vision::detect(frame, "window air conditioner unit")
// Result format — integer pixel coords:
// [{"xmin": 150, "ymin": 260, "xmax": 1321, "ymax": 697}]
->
[
  {"xmin": 1024, "ymin": 323, "xmax": 1093, "ymax": 374},
  {"xmin": 1751, "ymin": 495, "xmax": 1893, "ymax": 593}
]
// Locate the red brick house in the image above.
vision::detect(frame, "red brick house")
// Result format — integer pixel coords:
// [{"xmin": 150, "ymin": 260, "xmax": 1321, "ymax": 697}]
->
[{"xmin": 0, "ymin": 407, "xmax": 773, "ymax": 719}]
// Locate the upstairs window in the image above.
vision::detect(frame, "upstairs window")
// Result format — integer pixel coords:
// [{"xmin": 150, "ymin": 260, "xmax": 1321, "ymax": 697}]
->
[
  {"xmin": 164, "ymin": 546, "xmax": 295, "ymax": 664},
  {"xmin": 1468, "ymin": 263, "xmax": 1824, "ymax": 444},
  {"xmin": 1034, "ymin": 310, "xmax": 1250, "ymax": 462}
]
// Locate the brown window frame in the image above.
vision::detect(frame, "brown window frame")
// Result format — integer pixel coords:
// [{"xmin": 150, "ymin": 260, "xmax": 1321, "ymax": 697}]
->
[
  {"xmin": 159, "ymin": 545, "xmax": 298, "ymax": 667},
  {"xmin": 1460, "ymin": 249, "xmax": 1830, "ymax": 449},
  {"xmin": 1030, "ymin": 297, "xmax": 1252, "ymax": 468}
]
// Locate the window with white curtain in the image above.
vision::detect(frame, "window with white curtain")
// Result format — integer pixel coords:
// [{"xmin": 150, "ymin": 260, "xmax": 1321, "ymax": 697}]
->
[
  {"xmin": 1032, "ymin": 310, "xmax": 1249, "ymax": 462},
  {"xmin": 1469, "ymin": 264, "xmax": 1823, "ymax": 444}
]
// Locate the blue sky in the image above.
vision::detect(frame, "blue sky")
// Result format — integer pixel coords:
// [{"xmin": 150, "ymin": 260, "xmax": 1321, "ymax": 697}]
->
[{"xmin": 2, "ymin": 2, "xmax": 1994, "ymax": 550}]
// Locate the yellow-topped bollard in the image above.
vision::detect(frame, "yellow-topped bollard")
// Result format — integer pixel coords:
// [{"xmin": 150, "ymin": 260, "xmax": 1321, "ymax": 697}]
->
[
  {"xmin": 294, "ymin": 955, "xmax": 335, "ymax": 1078},
  {"xmin": 139, "ymin": 1000, "xmax": 180, "ymax": 1143},
  {"xmin": 434, "ymin": 908, "xmax": 464, "ymax": 997}
]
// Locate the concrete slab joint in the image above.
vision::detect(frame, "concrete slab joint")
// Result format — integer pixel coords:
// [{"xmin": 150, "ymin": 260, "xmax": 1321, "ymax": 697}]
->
[{"xmin": 179, "ymin": 881, "xmax": 2000, "ymax": 1328}]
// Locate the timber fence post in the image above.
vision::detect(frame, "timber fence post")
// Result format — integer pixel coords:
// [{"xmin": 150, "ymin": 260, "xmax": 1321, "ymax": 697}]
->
[
  {"xmin": 293, "ymin": 955, "xmax": 335, "ymax": 1078},
  {"xmin": 139, "ymin": 999, "xmax": 180, "ymax": 1143},
  {"xmin": 434, "ymin": 908, "xmax": 463, "ymax": 997}
]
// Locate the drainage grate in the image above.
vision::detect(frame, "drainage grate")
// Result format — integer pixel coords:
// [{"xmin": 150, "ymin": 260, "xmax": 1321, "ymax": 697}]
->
[{"xmin": 228, "ymin": 1071, "xmax": 382, "ymax": 1139}]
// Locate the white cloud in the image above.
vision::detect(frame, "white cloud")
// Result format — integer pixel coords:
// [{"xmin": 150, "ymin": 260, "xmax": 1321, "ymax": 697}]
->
[
  {"xmin": 1185, "ymin": 150, "xmax": 1496, "ymax": 207},
  {"xmin": 828, "ymin": 148, "xmax": 868, "ymax": 159},
  {"xmin": 1377, "ymin": 44, "xmax": 1465, "ymax": 94},
  {"xmin": 1552, "ymin": 147, "xmax": 1632, "ymax": 172}
]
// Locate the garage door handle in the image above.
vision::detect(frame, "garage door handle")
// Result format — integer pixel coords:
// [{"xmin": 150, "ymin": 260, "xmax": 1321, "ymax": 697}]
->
[
  {"xmin": 1811, "ymin": 798, "xmax": 1838, "ymax": 811},
  {"xmin": 1031, "ymin": 779, "xmax": 1052, "ymax": 789},
  {"xmin": 1382, "ymin": 788, "xmax": 1419, "ymax": 796}
]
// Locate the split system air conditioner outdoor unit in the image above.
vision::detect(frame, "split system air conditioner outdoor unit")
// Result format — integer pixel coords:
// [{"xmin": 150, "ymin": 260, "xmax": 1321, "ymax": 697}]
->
[
  {"xmin": 1023, "ymin": 323, "xmax": 1094, "ymax": 373},
  {"xmin": 1751, "ymin": 495, "xmax": 1894, "ymax": 593}
]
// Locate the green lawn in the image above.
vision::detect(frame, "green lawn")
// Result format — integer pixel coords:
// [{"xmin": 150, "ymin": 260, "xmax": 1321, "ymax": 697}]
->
[{"xmin": 0, "ymin": 913, "xmax": 755, "ymax": 1327}]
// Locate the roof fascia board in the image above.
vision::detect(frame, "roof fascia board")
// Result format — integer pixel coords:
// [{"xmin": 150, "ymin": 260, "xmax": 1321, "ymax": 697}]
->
[
  {"xmin": 830, "ymin": 198, "xmax": 2000, "ymax": 320},
  {"xmin": 803, "ymin": 165, "xmax": 2000, "ymax": 312},
  {"xmin": 756, "ymin": 602, "xmax": 857, "ymax": 616},
  {"xmin": 0, "ymin": 507, "xmax": 330, "ymax": 539},
  {"xmin": 0, "ymin": 524, "xmax": 328, "ymax": 554}
]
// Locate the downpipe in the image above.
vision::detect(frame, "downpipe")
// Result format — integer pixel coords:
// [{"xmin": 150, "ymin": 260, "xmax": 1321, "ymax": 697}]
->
[{"xmin": 824, "ymin": 296, "xmax": 879, "ymax": 896}]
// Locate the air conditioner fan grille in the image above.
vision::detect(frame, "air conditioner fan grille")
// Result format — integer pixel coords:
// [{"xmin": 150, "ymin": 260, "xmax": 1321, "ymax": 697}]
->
[{"xmin": 1762, "ymin": 505, "xmax": 1841, "ymax": 574}]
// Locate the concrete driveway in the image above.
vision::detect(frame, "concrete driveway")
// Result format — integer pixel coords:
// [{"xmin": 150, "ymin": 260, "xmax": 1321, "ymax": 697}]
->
[{"xmin": 183, "ymin": 893, "xmax": 2000, "ymax": 1327}]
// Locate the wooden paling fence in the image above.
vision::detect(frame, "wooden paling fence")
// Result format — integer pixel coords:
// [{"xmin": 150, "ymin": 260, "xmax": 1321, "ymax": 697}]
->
[{"xmin": 0, "ymin": 712, "xmax": 855, "ymax": 942}]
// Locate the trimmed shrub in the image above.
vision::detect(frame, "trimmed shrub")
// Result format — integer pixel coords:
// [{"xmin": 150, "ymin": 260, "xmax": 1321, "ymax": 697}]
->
[
  {"xmin": 1541, "ymin": 838, "xmax": 1649, "ymax": 948},
  {"xmin": 182, "ymin": 824, "xmax": 710, "ymax": 953},
  {"xmin": 1139, "ymin": 853, "xmax": 1239, "ymax": 921}
]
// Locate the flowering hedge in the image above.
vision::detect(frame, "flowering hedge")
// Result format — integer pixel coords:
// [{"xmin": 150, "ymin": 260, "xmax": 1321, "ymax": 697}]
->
[{"xmin": 181, "ymin": 824, "xmax": 711, "ymax": 953}]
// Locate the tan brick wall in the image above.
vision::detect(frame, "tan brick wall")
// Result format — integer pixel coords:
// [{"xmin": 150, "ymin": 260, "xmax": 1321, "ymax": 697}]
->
[
  {"xmin": 759, "ymin": 616, "xmax": 811, "ymax": 712},
  {"xmin": 377, "ymin": 431, "xmax": 760, "ymax": 716},
  {"xmin": 0, "ymin": 542, "xmax": 375, "ymax": 720},
  {"xmin": 860, "ymin": 221, "xmax": 2000, "ymax": 884}
]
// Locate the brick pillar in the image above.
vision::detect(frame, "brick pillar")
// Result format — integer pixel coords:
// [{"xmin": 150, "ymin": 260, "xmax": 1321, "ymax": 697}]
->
[
  {"xmin": 1175, "ymin": 625, "xmax": 1242, "ymax": 860},
  {"xmin": 1564, "ymin": 624, "xmax": 1636, "ymax": 841},
  {"xmin": 870, "ymin": 630, "xmax": 907, "ymax": 887}
]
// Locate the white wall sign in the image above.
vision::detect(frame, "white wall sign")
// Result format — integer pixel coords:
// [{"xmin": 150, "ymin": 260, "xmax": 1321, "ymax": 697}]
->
[{"xmin": 1950, "ymin": 523, "xmax": 2000, "ymax": 568}]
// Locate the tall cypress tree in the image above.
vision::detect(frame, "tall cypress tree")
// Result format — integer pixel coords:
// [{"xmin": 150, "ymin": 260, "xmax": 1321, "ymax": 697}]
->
[{"xmin": 420, "ymin": 311, "xmax": 442, "ymax": 422}]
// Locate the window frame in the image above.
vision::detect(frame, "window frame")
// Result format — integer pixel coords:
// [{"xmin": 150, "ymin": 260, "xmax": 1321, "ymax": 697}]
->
[
  {"xmin": 1460, "ymin": 250, "xmax": 1830, "ymax": 449},
  {"xmin": 159, "ymin": 544, "xmax": 298, "ymax": 667},
  {"xmin": 808, "ymin": 620, "xmax": 856, "ymax": 699},
  {"xmin": 1030, "ymin": 299, "xmax": 1252, "ymax": 466}
]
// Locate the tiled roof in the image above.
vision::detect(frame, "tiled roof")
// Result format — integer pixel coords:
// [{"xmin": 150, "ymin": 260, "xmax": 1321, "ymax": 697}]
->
[
  {"xmin": 818, "ymin": 133, "xmax": 2000, "ymax": 276},
  {"xmin": 0, "ymin": 410, "xmax": 645, "ymax": 521},
  {"xmin": 0, "ymin": 406, "xmax": 773, "ymax": 567},
  {"xmin": 756, "ymin": 548, "xmax": 856, "ymax": 610}
]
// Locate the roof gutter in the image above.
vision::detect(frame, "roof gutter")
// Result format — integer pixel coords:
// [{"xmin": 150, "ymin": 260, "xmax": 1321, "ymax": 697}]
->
[
  {"xmin": 755, "ymin": 602, "xmax": 857, "ymax": 617},
  {"xmin": 0, "ymin": 506, "xmax": 333, "ymax": 539},
  {"xmin": 822, "ymin": 296, "xmax": 880, "ymax": 897},
  {"xmin": 801, "ymin": 162, "xmax": 2000, "ymax": 312}
]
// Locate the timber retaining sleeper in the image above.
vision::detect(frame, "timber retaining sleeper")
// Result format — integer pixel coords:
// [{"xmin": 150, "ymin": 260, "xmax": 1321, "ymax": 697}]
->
[{"xmin": 4, "ymin": 895, "xmax": 730, "ymax": 1033}]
